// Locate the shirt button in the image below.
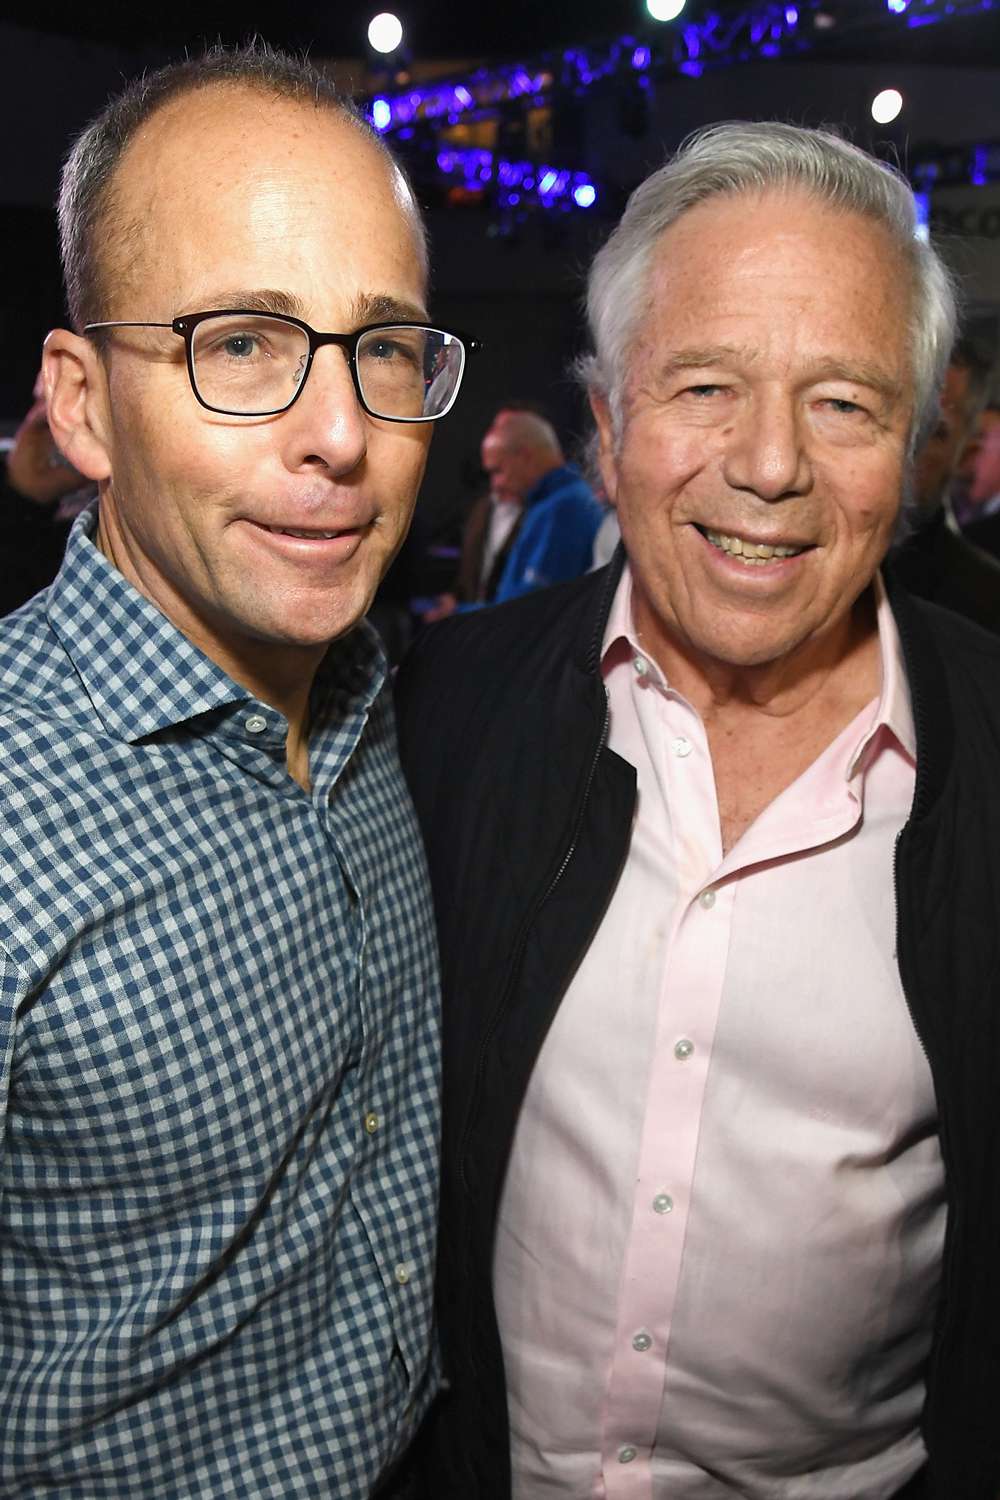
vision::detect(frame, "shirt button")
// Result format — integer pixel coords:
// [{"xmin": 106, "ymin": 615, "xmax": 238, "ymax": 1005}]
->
[
  {"xmin": 245, "ymin": 714, "xmax": 268, "ymax": 734},
  {"xmin": 632, "ymin": 1331, "xmax": 652, "ymax": 1352},
  {"xmin": 674, "ymin": 1038, "xmax": 694, "ymax": 1061},
  {"xmin": 618, "ymin": 1446, "xmax": 638, "ymax": 1464},
  {"xmin": 364, "ymin": 1111, "xmax": 380, "ymax": 1135},
  {"xmin": 633, "ymin": 655, "xmax": 648, "ymax": 676},
  {"xmin": 394, "ymin": 1263, "xmax": 412, "ymax": 1286},
  {"xmin": 653, "ymin": 1192, "xmax": 674, "ymax": 1215},
  {"xmin": 699, "ymin": 888, "xmax": 717, "ymax": 910},
  {"xmin": 671, "ymin": 736, "xmax": 692, "ymax": 758}
]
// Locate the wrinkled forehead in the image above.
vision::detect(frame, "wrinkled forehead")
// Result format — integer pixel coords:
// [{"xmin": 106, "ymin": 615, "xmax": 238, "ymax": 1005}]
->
[
  {"xmin": 99, "ymin": 85, "xmax": 428, "ymax": 315},
  {"xmin": 638, "ymin": 188, "xmax": 914, "ymax": 372}
]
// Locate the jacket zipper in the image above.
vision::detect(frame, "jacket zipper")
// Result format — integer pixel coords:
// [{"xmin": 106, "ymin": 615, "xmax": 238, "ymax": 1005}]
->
[{"xmin": 458, "ymin": 688, "xmax": 611, "ymax": 1194}]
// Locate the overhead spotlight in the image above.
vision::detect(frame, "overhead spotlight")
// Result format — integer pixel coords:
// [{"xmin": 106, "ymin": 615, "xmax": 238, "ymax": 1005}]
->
[
  {"xmin": 368, "ymin": 12, "xmax": 404, "ymax": 54},
  {"xmin": 646, "ymin": 0, "xmax": 687, "ymax": 21},
  {"xmin": 871, "ymin": 87, "xmax": 903, "ymax": 124}
]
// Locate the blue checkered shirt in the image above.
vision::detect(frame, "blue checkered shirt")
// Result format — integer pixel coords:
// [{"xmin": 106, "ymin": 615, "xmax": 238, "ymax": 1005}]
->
[{"xmin": 0, "ymin": 510, "xmax": 441, "ymax": 1498}]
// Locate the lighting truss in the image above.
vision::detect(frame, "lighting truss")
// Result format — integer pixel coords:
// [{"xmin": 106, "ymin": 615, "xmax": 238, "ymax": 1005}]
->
[{"xmin": 363, "ymin": 0, "xmax": 997, "ymax": 212}]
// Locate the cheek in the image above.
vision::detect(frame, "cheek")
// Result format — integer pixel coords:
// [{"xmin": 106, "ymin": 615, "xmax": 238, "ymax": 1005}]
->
[
  {"xmin": 615, "ymin": 427, "xmax": 710, "ymax": 514},
  {"xmin": 822, "ymin": 449, "xmax": 903, "ymax": 535}
]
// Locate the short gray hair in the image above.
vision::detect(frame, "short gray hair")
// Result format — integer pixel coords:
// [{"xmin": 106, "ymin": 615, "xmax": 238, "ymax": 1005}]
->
[
  {"xmin": 580, "ymin": 121, "xmax": 957, "ymax": 453},
  {"xmin": 57, "ymin": 41, "xmax": 426, "ymax": 330}
]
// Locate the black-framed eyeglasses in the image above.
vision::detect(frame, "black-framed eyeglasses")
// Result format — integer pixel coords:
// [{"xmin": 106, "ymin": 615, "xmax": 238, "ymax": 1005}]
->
[{"xmin": 83, "ymin": 310, "xmax": 482, "ymax": 422}]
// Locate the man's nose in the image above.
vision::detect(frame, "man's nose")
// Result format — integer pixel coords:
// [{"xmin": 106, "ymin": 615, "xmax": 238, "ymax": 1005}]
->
[
  {"xmin": 283, "ymin": 345, "xmax": 368, "ymax": 475},
  {"xmin": 721, "ymin": 390, "xmax": 811, "ymax": 501}
]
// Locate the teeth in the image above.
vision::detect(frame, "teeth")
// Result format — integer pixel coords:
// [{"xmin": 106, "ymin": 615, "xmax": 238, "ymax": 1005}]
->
[
  {"xmin": 266, "ymin": 526, "xmax": 343, "ymax": 539},
  {"xmin": 705, "ymin": 528, "xmax": 805, "ymax": 564}
]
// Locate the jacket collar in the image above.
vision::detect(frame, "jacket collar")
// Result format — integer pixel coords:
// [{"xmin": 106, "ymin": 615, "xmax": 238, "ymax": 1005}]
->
[{"xmin": 578, "ymin": 543, "xmax": 626, "ymax": 678}]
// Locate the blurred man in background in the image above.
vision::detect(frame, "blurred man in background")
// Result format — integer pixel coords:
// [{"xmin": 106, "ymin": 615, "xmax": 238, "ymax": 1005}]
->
[
  {"xmin": 426, "ymin": 406, "xmax": 602, "ymax": 617},
  {"xmin": 0, "ymin": 371, "xmax": 91, "ymax": 613},
  {"xmin": 890, "ymin": 336, "xmax": 1000, "ymax": 630}
]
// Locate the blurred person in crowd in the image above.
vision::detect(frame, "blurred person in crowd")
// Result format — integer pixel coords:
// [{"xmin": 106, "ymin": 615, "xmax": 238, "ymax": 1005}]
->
[
  {"xmin": 953, "ymin": 401, "xmax": 1000, "ymax": 527},
  {"xmin": 889, "ymin": 337, "xmax": 1000, "ymax": 630},
  {"xmin": 396, "ymin": 122, "xmax": 1000, "ymax": 1500},
  {"xmin": 1, "ymin": 42, "xmax": 475, "ymax": 1500},
  {"xmin": 423, "ymin": 407, "xmax": 602, "ymax": 619},
  {"xmin": 0, "ymin": 370, "xmax": 93, "ymax": 613},
  {"xmin": 961, "ymin": 405, "xmax": 1000, "ymax": 559},
  {"xmin": 452, "ymin": 402, "xmax": 548, "ymax": 606}
]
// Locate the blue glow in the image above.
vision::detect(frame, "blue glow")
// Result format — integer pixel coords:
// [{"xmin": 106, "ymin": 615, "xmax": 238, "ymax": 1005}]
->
[
  {"xmin": 632, "ymin": 45, "xmax": 652, "ymax": 67},
  {"xmin": 539, "ymin": 169, "xmax": 559, "ymax": 193},
  {"xmin": 972, "ymin": 144, "xmax": 989, "ymax": 185},
  {"xmin": 887, "ymin": 0, "xmax": 909, "ymax": 12},
  {"xmin": 371, "ymin": 98, "xmax": 392, "ymax": 131},
  {"xmin": 454, "ymin": 85, "xmax": 473, "ymax": 106},
  {"xmin": 573, "ymin": 183, "xmax": 597, "ymax": 207},
  {"xmin": 785, "ymin": 6, "xmax": 798, "ymax": 22}
]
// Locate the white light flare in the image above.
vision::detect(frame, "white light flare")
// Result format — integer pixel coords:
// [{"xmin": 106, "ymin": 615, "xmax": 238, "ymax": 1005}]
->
[
  {"xmin": 871, "ymin": 88, "xmax": 903, "ymax": 124},
  {"xmin": 368, "ymin": 12, "xmax": 404, "ymax": 54},
  {"xmin": 646, "ymin": 0, "xmax": 687, "ymax": 20}
]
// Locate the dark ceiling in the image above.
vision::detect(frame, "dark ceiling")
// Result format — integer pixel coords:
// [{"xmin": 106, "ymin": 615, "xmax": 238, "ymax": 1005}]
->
[
  {"xmin": 6, "ymin": 0, "xmax": 1000, "ymax": 68},
  {"xmin": 4, "ymin": 0, "xmax": 645, "ymax": 61}
]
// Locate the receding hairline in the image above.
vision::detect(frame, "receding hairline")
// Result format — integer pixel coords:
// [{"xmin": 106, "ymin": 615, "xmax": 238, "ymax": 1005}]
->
[
  {"xmin": 77, "ymin": 73, "xmax": 428, "ymax": 325},
  {"xmin": 488, "ymin": 409, "xmax": 562, "ymax": 454}
]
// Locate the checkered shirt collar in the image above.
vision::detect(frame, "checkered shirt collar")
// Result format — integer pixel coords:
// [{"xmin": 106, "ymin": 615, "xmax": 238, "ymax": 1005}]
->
[{"xmin": 46, "ymin": 505, "xmax": 385, "ymax": 744}]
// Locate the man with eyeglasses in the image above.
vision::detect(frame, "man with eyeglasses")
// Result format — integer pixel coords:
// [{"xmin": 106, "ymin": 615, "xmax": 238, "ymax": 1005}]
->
[{"xmin": 0, "ymin": 44, "xmax": 475, "ymax": 1500}]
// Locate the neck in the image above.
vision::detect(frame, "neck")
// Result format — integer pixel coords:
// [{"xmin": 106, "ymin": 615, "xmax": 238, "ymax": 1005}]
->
[
  {"xmin": 95, "ymin": 504, "xmax": 324, "ymax": 791},
  {"xmin": 634, "ymin": 588, "xmax": 880, "ymax": 725}
]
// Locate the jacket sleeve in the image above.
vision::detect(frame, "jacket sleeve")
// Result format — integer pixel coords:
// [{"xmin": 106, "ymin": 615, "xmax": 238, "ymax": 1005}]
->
[{"xmin": 493, "ymin": 495, "xmax": 601, "ymax": 603}]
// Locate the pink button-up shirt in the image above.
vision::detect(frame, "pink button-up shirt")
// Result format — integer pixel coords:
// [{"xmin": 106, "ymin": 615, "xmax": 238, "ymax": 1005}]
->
[{"xmin": 493, "ymin": 567, "xmax": 945, "ymax": 1500}]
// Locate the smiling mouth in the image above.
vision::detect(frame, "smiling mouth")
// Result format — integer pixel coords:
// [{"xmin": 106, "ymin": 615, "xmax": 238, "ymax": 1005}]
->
[
  {"xmin": 257, "ymin": 523, "xmax": 364, "ymax": 540},
  {"xmin": 696, "ymin": 525, "xmax": 810, "ymax": 565}
]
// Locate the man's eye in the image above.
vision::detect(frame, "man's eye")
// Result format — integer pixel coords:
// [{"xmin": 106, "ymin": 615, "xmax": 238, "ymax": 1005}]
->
[
  {"xmin": 824, "ymin": 398, "xmax": 865, "ymax": 415},
  {"xmin": 221, "ymin": 334, "xmax": 259, "ymax": 359},
  {"xmin": 366, "ymin": 339, "xmax": 417, "ymax": 366},
  {"xmin": 687, "ymin": 384, "xmax": 724, "ymax": 397}
]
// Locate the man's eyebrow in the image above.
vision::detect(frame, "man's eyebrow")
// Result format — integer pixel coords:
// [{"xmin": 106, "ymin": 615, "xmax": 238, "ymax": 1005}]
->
[
  {"xmin": 807, "ymin": 358, "xmax": 904, "ymax": 404},
  {"xmin": 181, "ymin": 289, "xmax": 309, "ymax": 319},
  {"xmin": 351, "ymin": 292, "xmax": 429, "ymax": 326},
  {"xmin": 658, "ymin": 344, "xmax": 754, "ymax": 373},
  {"xmin": 657, "ymin": 346, "xmax": 904, "ymax": 403},
  {"xmin": 178, "ymin": 289, "xmax": 429, "ymax": 328}
]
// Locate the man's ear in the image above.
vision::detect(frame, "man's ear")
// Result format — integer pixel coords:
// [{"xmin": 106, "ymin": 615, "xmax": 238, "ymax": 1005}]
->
[
  {"xmin": 42, "ymin": 329, "xmax": 113, "ymax": 482},
  {"xmin": 588, "ymin": 390, "xmax": 619, "ymax": 507}
]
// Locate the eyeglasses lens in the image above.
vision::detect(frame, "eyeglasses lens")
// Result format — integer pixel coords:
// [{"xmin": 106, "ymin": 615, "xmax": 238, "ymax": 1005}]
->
[
  {"xmin": 191, "ymin": 315, "xmax": 309, "ymax": 415},
  {"xmin": 356, "ymin": 326, "xmax": 464, "ymax": 420},
  {"xmin": 190, "ymin": 315, "xmax": 465, "ymax": 420}
]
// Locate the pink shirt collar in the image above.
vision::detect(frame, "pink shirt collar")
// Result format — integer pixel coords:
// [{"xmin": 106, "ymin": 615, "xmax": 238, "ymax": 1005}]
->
[{"xmin": 602, "ymin": 564, "xmax": 916, "ymax": 779}]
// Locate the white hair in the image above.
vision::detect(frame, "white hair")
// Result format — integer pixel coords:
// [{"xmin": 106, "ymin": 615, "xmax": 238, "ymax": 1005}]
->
[{"xmin": 580, "ymin": 121, "xmax": 957, "ymax": 454}]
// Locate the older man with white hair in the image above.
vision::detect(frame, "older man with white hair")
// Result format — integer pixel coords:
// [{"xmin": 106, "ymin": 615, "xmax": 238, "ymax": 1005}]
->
[{"xmin": 396, "ymin": 122, "xmax": 1000, "ymax": 1500}]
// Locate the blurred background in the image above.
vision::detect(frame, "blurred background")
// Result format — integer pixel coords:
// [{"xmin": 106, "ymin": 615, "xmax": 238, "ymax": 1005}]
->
[{"xmin": 3, "ymin": 0, "xmax": 1000, "ymax": 610}]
